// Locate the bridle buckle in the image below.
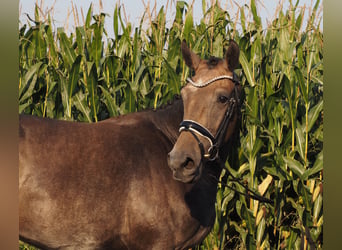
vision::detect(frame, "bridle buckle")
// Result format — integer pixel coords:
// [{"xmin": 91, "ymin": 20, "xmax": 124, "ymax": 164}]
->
[{"xmin": 205, "ymin": 145, "xmax": 219, "ymax": 161}]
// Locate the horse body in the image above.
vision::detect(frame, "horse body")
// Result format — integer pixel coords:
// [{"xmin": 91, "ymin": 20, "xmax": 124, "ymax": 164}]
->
[
  {"xmin": 19, "ymin": 99, "xmax": 219, "ymax": 249},
  {"xmin": 19, "ymin": 40, "xmax": 241, "ymax": 249}
]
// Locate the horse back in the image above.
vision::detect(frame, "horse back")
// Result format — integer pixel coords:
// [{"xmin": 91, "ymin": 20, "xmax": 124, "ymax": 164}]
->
[{"xmin": 19, "ymin": 114, "xmax": 176, "ymax": 249}]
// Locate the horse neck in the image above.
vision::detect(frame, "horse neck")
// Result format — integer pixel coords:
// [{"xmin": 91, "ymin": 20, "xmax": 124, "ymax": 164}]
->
[
  {"xmin": 148, "ymin": 98, "xmax": 184, "ymax": 144},
  {"xmin": 149, "ymin": 98, "xmax": 223, "ymax": 211}
]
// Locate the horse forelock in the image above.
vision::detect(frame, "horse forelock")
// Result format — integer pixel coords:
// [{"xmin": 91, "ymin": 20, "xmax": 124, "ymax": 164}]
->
[{"xmin": 206, "ymin": 57, "xmax": 222, "ymax": 69}]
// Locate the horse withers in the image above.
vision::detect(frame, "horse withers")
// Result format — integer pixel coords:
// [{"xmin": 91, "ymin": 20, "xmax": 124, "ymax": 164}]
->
[{"xmin": 19, "ymin": 40, "xmax": 241, "ymax": 249}]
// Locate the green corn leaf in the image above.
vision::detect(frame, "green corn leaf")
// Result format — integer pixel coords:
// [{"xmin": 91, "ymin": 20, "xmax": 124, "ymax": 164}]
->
[
  {"xmin": 307, "ymin": 46, "xmax": 315, "ymax": 74},
  {"xmin": 295, "ymin": 126, "xmax": 305, "ymax": 161},
  {"xmin": 59, "ymin": 74, "xmax": 71, "ymax": 119},
  {"xmin": 302, "ymin": 150, "xmax": 323, "ymax": 179},
  {"xmin": 256, "ymin": 217, "xmax": 266, "ymax": 247},
  {"xmin": 22, "ymin": 28, "xmax": 35, "ymax": 62},
  {"xmin": 183, "ymin": 10, "xmax": 193, "ymax": 42},
  {"xmin": 85, "ymin": 4, "xmax": 92, "ymax": 29},
  {"xmin": 294, "ymin": 66, "xmax": 308, "ymax": 104},
  {"xmin": 240, "ymin": 51, "xmax": 255, "ymax": 87},
  {"xmin": 157, "ymin": 7, "xmax": 166, "ymax": 40},
  {"xmin": 91, "ymin": 15, "xmax": 104, "ymax": 67},
  {"xmin": 67, "ymin": 55, "xmax": 82, "ymax": 114},
  {"xmin": 295, "ymin": 8, "xmax": 304, "ymax": 31},
  {"xmin": 117, "ymin": 38, "xmax": 129, "ymax": 58},
  {"xmin": 113, "ymin": 83, "xmax": 127, "ymax": 92},
  {"xmin": 131, "ymin": 66, "xmax": 146, "ymax": 93},
  {"xmin": 34, "ymin": 4, "xmax": 40, "ymax": 23},
  {"xmin": 163, "ymin": 58, "xmax": 180, "ymax": 94},
  {"xmin": 287, "ymin": 229, "xmax": 299, "ymax": 249},
  {"xmin": 252, "ymin": 138, "xmax": 263, "ymax": 159},
  {"xmin": 125, "ymin": 84, "xmax": 136, "ymax": 113},
  {"xmin": 132, "ymin": 28, "xmax": 139, "ymax": 66},
  {"xmin": 139, "ymin": 74, "xmax": 151, "ymax": 98},
  {"xmin": 34, "ymin": 25, "xmax": 46, "ymax": 60},
  {"xmin": 73, "ymin": 92, "xmax": 92, "ymax": 122},
  {"xmin": 240, "ymin": 6, "xmax": 246, "ymax": 33},
  {"xmin": 297, "ymin": 43, "xmax": 305, "ymax": 70},
  {"xmin": 118, "ymin": 7, "xmax": 130, "ymax": 40},
  {"xmin": 99, "ymin": 85, "xmax": 118, "ymax": 117},
  {"xmin": 175, "ymin": 1, "xmax": 186, "ymax": 24},
  {"xmin": 76, "ymin": 27, "xmax": 85, "ymax": 55},
  {"xmin": 19, "ymin": 62, "xmax": 43, "ymax": 102},
  {"xmin": 246, "ymin": 87, "xmax": 258, "ymax": 119},
  {"xmin": 283, "ymin": 156, "xmax": 305, "ymax": 179},
  {"xmin": 58, "ymin": 29, "xmax": 76, "ymax": 69},
  {"xmin": 45, "ymin": 16, "xmax": 58, "ymax": 65},
  {"xmin": 263, "ymin": 166, "xmax": 289, "ymax": 181},
  {"xmin": 113, "ymin": 5, "xmax": 119, "ymax": 41},
  {"xmin": 213, "ymin": 34, "xmax": 223, "ymax": 57},
  {"xmin": 298, "ymin": 181, "xmax": 312, "ymax": 211},
  {"xmin": 313, "ymin": 193, "xmax": 322, "ymax": 224},
  {"xmin": 87, "ymin": 63, "xmax": 99, "ymax": 122},
  {"xmin": 251, "ymin": 0, "xmax": 261, "ymax": 29},
  {"xmin": 307, "ymin": 100, "xmax": 323, "ymax": 132},
  {"xmin": 19, "ymin": 102, "xmax": 31, "ymax": 114}
]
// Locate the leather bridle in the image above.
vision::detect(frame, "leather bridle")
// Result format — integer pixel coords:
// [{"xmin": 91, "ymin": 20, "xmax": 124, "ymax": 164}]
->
[
  {"xmin": 179, "ymin": 72, "xmax": 240, "ymax": 162},
  {"xmin": 178, "ymin": 73, "xmax": 273, "ymax": 204}
]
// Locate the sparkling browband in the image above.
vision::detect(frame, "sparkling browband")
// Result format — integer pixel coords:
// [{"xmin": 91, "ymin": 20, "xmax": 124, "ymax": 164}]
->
[{"xmin": 187, "ymin": 75, "xmax": 237, "ymax": 88}]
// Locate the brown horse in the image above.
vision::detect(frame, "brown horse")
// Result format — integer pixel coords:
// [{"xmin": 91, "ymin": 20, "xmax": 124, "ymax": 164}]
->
[{"xmin": 19, "ymin": 40, "xmax": 241, "ymax": 249}]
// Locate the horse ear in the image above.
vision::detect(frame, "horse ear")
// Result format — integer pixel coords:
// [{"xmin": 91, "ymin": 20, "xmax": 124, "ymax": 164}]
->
[
  {"xmin": 181, "ymin": 40, "xmax": 201, "ymax": 70},
  {"xmin": 225, "ymin": 40, "xmax": 240, "ymax": 71}
]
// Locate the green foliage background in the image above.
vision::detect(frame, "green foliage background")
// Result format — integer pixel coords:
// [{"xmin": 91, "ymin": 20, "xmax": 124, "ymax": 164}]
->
[{"xmin": 19, "ymin": 0, "xmax": 323, "ymax": 249}]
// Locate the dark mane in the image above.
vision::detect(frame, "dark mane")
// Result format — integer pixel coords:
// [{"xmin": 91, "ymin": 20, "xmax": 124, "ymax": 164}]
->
[{"xmin": 155, "ymin": 94, "xmax": 181, "ymax": 111}]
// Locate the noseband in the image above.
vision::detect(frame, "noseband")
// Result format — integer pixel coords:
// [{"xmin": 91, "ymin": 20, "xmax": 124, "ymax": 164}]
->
[{"xmin": 179, "ymin": 73, "xmax": 240, "ymax": 162}]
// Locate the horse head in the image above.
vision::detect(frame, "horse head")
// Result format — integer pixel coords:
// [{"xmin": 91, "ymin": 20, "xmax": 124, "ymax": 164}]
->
[{"xmin": 168, "ymin": 40, "xmax": 241, "ymax": 183}]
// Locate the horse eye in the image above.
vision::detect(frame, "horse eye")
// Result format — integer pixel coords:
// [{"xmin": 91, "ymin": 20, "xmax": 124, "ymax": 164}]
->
[{"xmin": 218, "ymin": 95, "xmax": 229, "ymax": 103}]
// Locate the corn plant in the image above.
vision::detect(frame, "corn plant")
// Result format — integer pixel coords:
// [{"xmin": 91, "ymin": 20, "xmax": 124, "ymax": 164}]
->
[{"xmin": 19, "ymin": 0, "xmax": 323, "ymax": 249}]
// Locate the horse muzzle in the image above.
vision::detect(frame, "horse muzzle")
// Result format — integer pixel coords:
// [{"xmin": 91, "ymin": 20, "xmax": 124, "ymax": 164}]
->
[{"xmin": 167, "ymin": 149, "xmax": 202, "ymax": 183}]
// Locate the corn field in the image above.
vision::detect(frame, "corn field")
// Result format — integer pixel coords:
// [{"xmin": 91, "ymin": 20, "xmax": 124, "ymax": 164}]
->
[{"xmin": 19, "ymin": 0, "xmax": 323, "ymax": 249}]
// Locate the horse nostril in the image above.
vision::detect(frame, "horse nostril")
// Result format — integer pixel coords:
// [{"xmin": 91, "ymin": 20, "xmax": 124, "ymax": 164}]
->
[
  {"xmin": 182, "ymin": 157, "xmax": 195, "ymax": 169},
  {"xmin": 168, "ymin": 151, "xmax": 195, "ymax": 171}
]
